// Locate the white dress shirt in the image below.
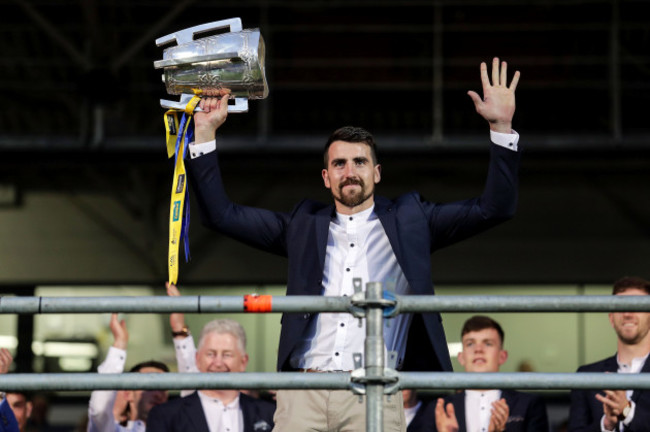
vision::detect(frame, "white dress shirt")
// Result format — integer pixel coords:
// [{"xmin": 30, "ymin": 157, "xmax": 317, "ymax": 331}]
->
[
  {"xmin": 198, "ymin": 391, "xmax": 243, "ymax": 432},
  {"xmin": 465, "ymin": 390, "xmax": 502, "ymax": 432},
  {"xmin": 290, "ymin": 205, "xmax": 412, "ymax": 371}
]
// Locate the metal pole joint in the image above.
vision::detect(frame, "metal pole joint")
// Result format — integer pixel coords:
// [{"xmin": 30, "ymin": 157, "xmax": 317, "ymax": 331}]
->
[{"xmin": 350, "ymin": 367, "xmax": 400, "ymax": 395}]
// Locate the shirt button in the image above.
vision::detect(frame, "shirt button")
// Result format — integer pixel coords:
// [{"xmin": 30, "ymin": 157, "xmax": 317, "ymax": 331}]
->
[
  {"xmin": 340, "ymin": 323, "xmax": 345, "ymax": 327},
  {"xmin": 350, "ymin": 243, "xmax": 355, "ymax": 247},
  {"xmin": 335, "ymin": 352, "xmax": 340, "ymax": 356},
  {"xmin": 346, "ymin": 268, "xmax": 350, "ymax": 272},
  {"xmin": 349, "ymin": 217, "xmax": 353, "ymax": 221}
]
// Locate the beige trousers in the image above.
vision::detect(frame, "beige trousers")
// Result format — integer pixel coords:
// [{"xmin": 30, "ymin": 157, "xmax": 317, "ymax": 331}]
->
[{"xmin": 272, "ymin": 389, "xmax": 405, "ymax": 432}]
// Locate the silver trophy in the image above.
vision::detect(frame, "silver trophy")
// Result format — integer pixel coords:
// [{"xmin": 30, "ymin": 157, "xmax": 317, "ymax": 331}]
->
[{"xmin": 154, "ymin": 18, "xmax": 268, "ymax": 113}]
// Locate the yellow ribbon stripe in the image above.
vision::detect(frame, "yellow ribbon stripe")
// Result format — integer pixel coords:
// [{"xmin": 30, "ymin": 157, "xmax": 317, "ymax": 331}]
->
[{"xmin": 166, "ymin": 95, "xmax": 201, "ymax": 285}]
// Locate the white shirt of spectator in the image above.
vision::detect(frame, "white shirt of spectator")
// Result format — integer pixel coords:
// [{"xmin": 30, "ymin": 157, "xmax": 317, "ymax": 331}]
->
[
  {"xmin": 198, "ymin": 391, "xmax": 243, "ymax": 432},
  {"xmin": 465, "ymin": 390, "xmax": 502, "ymax": 432}
]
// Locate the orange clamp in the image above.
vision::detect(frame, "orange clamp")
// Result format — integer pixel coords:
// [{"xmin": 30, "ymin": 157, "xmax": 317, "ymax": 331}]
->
[{"xmin": 243, "ymin": 294, "xmax": 273, "ymax": 313}]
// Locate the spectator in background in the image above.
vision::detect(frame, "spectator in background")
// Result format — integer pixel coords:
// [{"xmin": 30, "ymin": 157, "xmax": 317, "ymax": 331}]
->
[
  {"xmin": 87, "ymin": 314, "xmax": 169, "ymax": 432},
  {"xmin": 1, "ymin": 348, "xmax": 33, "ymax": 432},
  {"xmin": 569, "ymin": 276, "xmax": 650, "ymax": 431},
  {"xmin": 146, "ymin": 314, "xmax": 275, "ymax": 431},
  {"xmin": 435, "ymin": 316, "xmax": 549, "ymax": 432},
  {"xmin": 403, "ymin": 389, "xmax": 436, "ymax": 432},
  {"xmin": 165, "ymin": 282, "xmax": 268, "ymax": 400}
]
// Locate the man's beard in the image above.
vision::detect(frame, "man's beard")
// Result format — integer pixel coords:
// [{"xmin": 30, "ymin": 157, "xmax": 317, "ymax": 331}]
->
[
  {"xmin": 617, "ymin": 329, "xmax": 648, "ymax": 345},
  {"xmin": 615, "ymin": 321, "xmax": 650, "ymax": 345},
  {"xmin": 333, "ymin": 178, "xmax": 373, "ymax": 208}
]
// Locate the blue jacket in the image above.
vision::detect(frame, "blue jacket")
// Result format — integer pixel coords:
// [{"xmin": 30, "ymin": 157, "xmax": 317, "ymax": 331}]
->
[
  {"xmin": 188, "ymin": 143, "xmax": 520, "ymax": 372},
  {"xmin": 0, "ymin": 398, "xmax": 20, "ymax": 432}
]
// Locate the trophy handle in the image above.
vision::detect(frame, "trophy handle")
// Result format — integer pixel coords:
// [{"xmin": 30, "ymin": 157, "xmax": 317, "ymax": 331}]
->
[
  {"xmin": 156, "ymin": 18, "xmax": 243, "ymax": 46},
  {"xmin": 161, "ymin": 94, "xmax": 249, "ymax": 114}
]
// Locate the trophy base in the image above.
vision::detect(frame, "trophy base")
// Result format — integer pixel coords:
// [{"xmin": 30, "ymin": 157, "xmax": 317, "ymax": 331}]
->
[{"xmin": 160, "ymin": 94, "xmax": 249, "ymax": 113}]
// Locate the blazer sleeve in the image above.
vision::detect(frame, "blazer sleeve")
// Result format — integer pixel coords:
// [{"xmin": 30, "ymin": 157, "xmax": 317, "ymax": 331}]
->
[
  {"xmin": 521, "ymin": 394, "xmax": 549, "ymax": 432},
  {"xmin": 568, "ymin": 387, "xmax": 601, "ymax": 432},
  {"xmin": 626, "ymin": 396, "xmax": 650, "ymax": 431},
  {"xmin": 146, "ymin": 403, "xmax": 171, "ymax": 431},
  {"xmin": 423, "ymin": 143, "xmax": 520, "ymax": 251},
  {"xmin": 187, "ymin": 149, "xmax": 291, "ymax": 257}
]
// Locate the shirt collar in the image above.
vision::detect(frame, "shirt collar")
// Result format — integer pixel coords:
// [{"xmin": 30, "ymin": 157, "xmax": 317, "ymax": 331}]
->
[
  {"xmin": 197, "ymin": 391, "xmax": 241, "ymax": 410},
  {"xmin": 334, "ymin": 205, "xmax": 375, "ymax": 225},
  {"xmin": 617, "ymin": 352, "xmax": 650, "ymax": 373}
]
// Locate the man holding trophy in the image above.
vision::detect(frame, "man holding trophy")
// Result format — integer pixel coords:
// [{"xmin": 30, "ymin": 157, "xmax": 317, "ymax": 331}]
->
[
  {"xmin": 155, "ymin": 14, "xmax": 521, "ymax": 432},
  {"xmin": 186, "ymin": 60, "xmax": 520, "ymax": 432}
]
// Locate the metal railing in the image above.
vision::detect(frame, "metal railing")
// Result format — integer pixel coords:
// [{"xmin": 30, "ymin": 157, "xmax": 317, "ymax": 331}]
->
[{"xmin": 2, "ymin": 285, "xmax": 650, "ymax": 431}]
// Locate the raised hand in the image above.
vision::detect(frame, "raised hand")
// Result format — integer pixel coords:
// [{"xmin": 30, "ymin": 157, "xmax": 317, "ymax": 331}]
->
[
  {"xmin": 488, "ymin": 398, "xmax": 510, "ymax": 432},
  {"xmin": 435, "ymin": 398, "xmax": 460, "ymax": 432},
  {"xmin": 167, "ymin": 282, "xmax": 187, "ymax": 337},
  {"xmin": 0, "ymin": 348, "xmax": 13, "ymax": 374},
  {"xmin": 193, "ymin": 95, "xmax": 230, "ymax": 144},
  {"xmin": 468, "ymin": 57, "xmax": 520, "ymax": 133},
  {"xmin": 596, "ymin": 389, "xmax": 629, "ymax": 429},
  {"xmin": 110, "ymin": 313, "xmax": 129, "ymax": 350}
]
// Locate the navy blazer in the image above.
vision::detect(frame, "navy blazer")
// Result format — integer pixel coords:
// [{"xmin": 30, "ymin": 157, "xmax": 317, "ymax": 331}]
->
[
  {"xmin": 145, "ymin": 391, "xmax": 274, "ymax": 432},
  {"xmin": 442, "ymin": 390, "xmax": 549, "ymax": 432},
  {"xmin": 569, "ymin": 354, "xmax": 650, "ymax": 431},
  {"xmin": 188, "ymin": 143, "xmax": 520, "ymax": 372}
]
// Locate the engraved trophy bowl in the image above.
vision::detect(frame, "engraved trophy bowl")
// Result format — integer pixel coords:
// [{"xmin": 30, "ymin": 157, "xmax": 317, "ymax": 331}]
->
[{"xmin": 154, "ymin": 18, "xmax": 268, "ymax": 113}]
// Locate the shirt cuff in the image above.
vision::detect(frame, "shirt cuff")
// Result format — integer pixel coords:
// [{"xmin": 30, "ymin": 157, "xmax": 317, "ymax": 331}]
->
[
  {"xmin": 189, "ymin": 139, "xmax": 217, "ymax": 159},
  {"xmin": 622, "ymin": 400, "xmax": 635, "ymax": 426},
  {"xmin": 600, "ymin": 415, "xmax": 616, "ymax": 432},
  {"xmin": 490, "ymin": 129, "xmax": 519, "ymax": 152}
]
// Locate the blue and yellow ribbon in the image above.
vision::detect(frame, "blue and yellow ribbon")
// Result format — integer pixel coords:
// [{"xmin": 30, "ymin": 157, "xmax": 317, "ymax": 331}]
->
[{"xmin": 164, "ymin": 95, "xmax": 201, "ymax": 285}]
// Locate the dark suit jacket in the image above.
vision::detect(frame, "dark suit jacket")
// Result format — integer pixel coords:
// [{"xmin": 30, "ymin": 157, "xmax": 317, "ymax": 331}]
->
[
  {"xmin": 145, "ymin": 391, "xmax": 275, "ymax": 432},
  {"xmin": 188, "ymin": 143, "xmax": 520, "ymax": 372},
  {"xmin": 569, "ymin": 354, "xmax": 650, "ymax": 431},
  {"xmin": 407, "ymin": 398, "xmax": 437, "ymax": 432},
  {"xmin": 441, "ymin": 390, "xmax": 549, "ymax": 432}
]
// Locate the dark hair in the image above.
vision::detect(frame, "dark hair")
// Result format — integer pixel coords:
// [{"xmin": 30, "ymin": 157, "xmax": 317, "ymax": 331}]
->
[
  {"xmin": 612, "ymin": 276, "xmax": 650, "ymax": 295},
  {"xmin": 323, "ymin": 126, "xmax": 378, "ymax": 167},
  {"xmin": 129, "ymin": 360, "xmax": 169, "ymax": 373},
  {"xmin": 3, "ymin": 391, "xmax": 33, "ymax": 401},
  {"xmin": 461, "ymin": 315, "xmax": 505, "ymax": 345}
]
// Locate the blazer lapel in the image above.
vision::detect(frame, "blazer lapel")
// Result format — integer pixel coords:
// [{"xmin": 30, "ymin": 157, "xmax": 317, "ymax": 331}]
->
[
  {"xmin": 315, "ymin": 205, "xmax": 334, "ymax": 280},
  {"xmin": 604, "ymin": 355, "xmax": 619, "ymax": 373},
  {"xmin": 374, "ymin": 197, "xmax": 403, "ymax": 268},
  {"xmin": 240, "ymin": 394, "xmax": 272, "ymax": 432},
  {"xmin": 630, "ymin": 354, "xmax": 650, "ymax": 402},
  {"xmin": 182, "ymin": 392, "xmax": 211, "ymax": 432}
]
